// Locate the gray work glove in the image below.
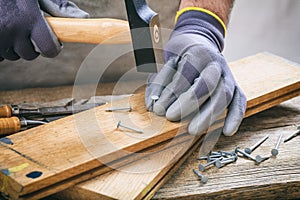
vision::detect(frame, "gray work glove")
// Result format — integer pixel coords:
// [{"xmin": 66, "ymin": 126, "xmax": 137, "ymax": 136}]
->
[
  {"xmin": 0, "ymin": 0, "xmax": 88, "ymax": 61},
  {"xmin": 145, "ymin": 10, "xmax": 247, "ymax": 136}
]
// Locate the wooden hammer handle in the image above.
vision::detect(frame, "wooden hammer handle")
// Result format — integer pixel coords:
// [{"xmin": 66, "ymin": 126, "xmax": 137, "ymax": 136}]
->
[
  {"xmin": 0, "ymin": 117, "xmax": 21, "ymax": 136},
  {"xmin": 46, "ymin": 17, "xmax": 131, "ymax": 44},
  {"xmin": 0, "ymin": 105, "xmax": 12, "ymax": 118}
]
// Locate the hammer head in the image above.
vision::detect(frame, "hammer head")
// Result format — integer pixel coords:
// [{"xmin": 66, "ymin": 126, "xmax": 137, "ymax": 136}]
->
[{"xmin": 124, "ymin": 0, "xmax": 164, "ymax": 73}]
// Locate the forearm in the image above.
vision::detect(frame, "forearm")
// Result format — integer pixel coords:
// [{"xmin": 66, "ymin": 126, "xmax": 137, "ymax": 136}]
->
[{"xmin": 179, "ymin": 0, "xmax": 234, "ymax": 25}]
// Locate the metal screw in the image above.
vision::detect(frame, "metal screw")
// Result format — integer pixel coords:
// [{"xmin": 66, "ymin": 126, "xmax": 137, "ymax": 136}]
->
[
  {"xmin": 235, "ymin": 147, "xmax": 261, "ymax": 163},
  {"xmin": 117, "ymin": 121, "xmax": 143, "ymax": 134},
  {"xmin": 245, "ymin": 135, "xmax": 269, "ymax": 154},
  {"xmin": 284, "ymin": 126, "xmax": 300, "ymax": 143},
  {"xmin": 271, "ymin": 132, "xmax": 283, "ymax": 156},
  {"xmin": 198, "ymin": 158, "xmax": 222, "ymax": 172},
  {"xmin": 193, "ymin": 169, "xmax": 208, "ymax": 184},
  {"xmin": 106, "ymin": 106, "xmax": 132, "ymax": 112}
]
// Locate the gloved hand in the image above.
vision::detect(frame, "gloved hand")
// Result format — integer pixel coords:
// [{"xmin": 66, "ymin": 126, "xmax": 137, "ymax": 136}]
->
[
  {"xmin": 145, "ymin": 8, "xmax": 247, "ymax": 136},
  {"xmin": 0, "ymin": 0, "xmax": 88, "ymax": 61}
]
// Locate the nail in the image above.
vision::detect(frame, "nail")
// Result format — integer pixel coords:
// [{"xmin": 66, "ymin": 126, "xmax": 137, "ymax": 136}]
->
[
  {"xmin": 207, "ymin": 155, "xmax": 222, "ymax": 162},
  {"xmin": 193, "ymin": 169, "xmax": 208, "ymax": 184},
  {"xmin": 117, "ymin": 121, "xmax": 143, "ymax": 134},
  {"xmin": 284, "ymin": 127, "xmax": 300, "ymax": 143},
  {"xmin": 197, "ymin": 156, "xmax": 208, "ymax": 160},
  {"xmin": 215, "ymin": 157, "xmax": 237, "ymax": 168},
  {"xmin": 245, "ymin": 135, "xmax": 269, "ymax": 154},
  {"xmin": 255, "ymin": 155, "xmax": 270, "ymax": 164},
  {"xmin": 271, "ymin": 132, "xmax": 283, "ymax": 156},
  {"xmin": 209, "ymin": 151, "xmax": 221, "ymax": 156},
  {"xmin": 106, "ymin": 106, "xmax": 132, "ymax": 112},
  {"xmin": 219, "ymin": 151, "xmax": 236, "ymax": 157},
  {"xmin": 150, "ymin": 95, "xmax": 159, "ymax": 112},
  {"xmin": 198, "ymin": 158, "xmax": 222, "ymax": 172},
  {"xmin": 235, "ymin": 147, "xmax": 261, "ymax": 163}
]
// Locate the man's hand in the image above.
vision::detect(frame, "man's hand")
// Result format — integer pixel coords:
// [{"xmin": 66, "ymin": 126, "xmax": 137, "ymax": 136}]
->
[
  {"xmin": 0, "ymin": 0, "xmax": 88, "ymax": 61},
  {"xmin": 146, "ymin": 6, "xmax": 246, "ymax": 136}
]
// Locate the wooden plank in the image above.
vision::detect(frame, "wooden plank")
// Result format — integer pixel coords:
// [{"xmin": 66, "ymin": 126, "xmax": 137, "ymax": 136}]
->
[
  {"xmin": 53, "ymin": 120, "xmax": 224, "ymax": 200},
  {"xmin": 0, "ymin": 94, "xmax": 192, "ymax": 199},
  {"xmin": 0, "ymin": 53, "xmax": 300, "ymax": 199},
  {"xmin": 54, "ymin": 52, "xmax": 300, "ymax": 200},
  {"xmin": 153, "ymin": 96, "xmax": 300, "ymax": 199}
]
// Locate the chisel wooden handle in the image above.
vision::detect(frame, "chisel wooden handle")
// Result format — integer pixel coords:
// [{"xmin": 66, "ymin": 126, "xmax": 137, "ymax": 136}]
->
[
  {"xmin": 0, "ymin": 105, "xmax": 12, "ymax": 118},
  {"xmin": 46, "ymin": 17, "xmax": 131, "ymax": 44},
  {"xmin": 0, "ymin": 117, "xmax": 21, "ymax": 136}
]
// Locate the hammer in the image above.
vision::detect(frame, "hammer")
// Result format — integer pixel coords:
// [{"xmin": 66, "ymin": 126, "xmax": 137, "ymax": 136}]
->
[{"xmin": 46, "ymin": 0, "xmax": 163, "ymax": 73}]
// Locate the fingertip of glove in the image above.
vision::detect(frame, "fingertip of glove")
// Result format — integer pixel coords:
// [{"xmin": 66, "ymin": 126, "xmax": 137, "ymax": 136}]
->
[
  {"xmin": 188, "ymin": 123, "xmax": 205, "ymax": 136},
  {"xmin": 222, "ymin": 126, "xmax": 238, "ymax": 137},
  {"xmin": 153, "ymin": 104, "xmax": 166, "ymax": 116},
  {"xmin": 166, "ymin": 108, "xmax": 181, "ymax": 122}
]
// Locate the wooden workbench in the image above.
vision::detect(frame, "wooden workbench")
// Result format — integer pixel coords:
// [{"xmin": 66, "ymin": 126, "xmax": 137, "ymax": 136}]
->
[
  {"xmin": 1, "ymin": 88, "xmax": 299, "ymax": 200},
  {"xmin": 153, "ymin": 95, "xmax": 300, "ymax": 199}
]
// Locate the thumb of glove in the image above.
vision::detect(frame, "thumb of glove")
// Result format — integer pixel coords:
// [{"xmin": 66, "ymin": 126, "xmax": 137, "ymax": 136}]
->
[{"xmin": 38, "ymin": 0, "xmax": 89, "ymax": 18}]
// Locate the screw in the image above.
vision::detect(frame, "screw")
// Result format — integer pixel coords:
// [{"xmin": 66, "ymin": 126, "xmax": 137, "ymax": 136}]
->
[
  {"xmin": 106, "ymin": 106, "xmax": 132, "ymax": 112},
  {"xmin": 245, "ymin": 135, "xmax": 269, "ymax": 154},
  {"xmin": 193, "ymin": 169, "xmax": 208, "ymax": 184},
  {"xmin": 271, "ymin": 132, "xmax": 283, "ymax": 156},
  {"xmin": 284, "ymin": 126, "xmax": 300, "ymax": 143},
  {"xmin": 235, "ymin": 147, "xmax": 261, "ymax": 163},
  {"xmin": 198, "ymin": 158, "xmax": 222, "ymax": 172},
  {"xmin": 117, "ymin": 121, "xmax": 143, "ymax": 134}
]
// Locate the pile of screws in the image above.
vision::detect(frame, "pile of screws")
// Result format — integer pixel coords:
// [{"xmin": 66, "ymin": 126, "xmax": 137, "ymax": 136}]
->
[{"xmin": 193, "ymin": 131, "xmax": 292, "ymax": 184}]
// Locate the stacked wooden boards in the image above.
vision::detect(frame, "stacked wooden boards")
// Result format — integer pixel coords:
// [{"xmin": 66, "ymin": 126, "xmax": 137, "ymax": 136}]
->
[
  {"xmin": 0, "ymin": 53, "xmax": 299, "ymax": 199},
  {"xmin": 54, "ymin": 52, "xmax": 300, "ymax": 200}
]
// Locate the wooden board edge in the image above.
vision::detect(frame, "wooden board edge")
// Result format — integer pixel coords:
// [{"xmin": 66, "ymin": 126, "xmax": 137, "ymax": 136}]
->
[
  {"xmin": 246, "ymin": 81, "xmax": 300, "ymax": 109},
  {"xmin": 142, "ymin": 124, "xmax": 224, "ymax": 200},
  {"xmin": 245, "ymin": 87, "xmax": 300, "ymax": 118},
  {"xmin": 21, "ymin": 134, "xmax": 194, "ymax": 200}
]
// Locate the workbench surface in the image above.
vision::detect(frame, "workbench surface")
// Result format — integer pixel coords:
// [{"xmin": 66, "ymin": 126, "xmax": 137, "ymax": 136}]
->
[
  {"xmin": 153, "ymin": 96, "xmax": 300, "ymax": 200},
  {"xmin": 1, "ymin": 85, "xmax": 299, "ymax": 199}
]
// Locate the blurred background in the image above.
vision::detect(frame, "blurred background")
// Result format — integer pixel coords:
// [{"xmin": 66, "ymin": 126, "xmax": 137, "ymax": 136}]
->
[{"xmin": 0, "ymin": 0, "xmax": 299, "ymax": 91}]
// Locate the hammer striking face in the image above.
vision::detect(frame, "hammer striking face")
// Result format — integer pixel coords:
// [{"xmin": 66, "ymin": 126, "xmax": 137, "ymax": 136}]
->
[{"xmin": 124, "ymin": 0, "xmax": 164, "ymax": 73}]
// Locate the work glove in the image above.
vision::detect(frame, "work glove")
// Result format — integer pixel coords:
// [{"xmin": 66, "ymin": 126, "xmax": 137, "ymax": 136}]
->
[
  {"xmin": 145, "ymin": 8, "xmax": 247, "ymax": 136},
  {"xmin": 0, "ymin": 0, "xmax": 88, "ymax": 61}
]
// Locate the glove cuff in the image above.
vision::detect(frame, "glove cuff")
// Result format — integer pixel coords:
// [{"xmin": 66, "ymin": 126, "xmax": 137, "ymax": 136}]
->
[
  {"xmin": 176, "ymin": 7, "xmax": 226, "ymax": 36},
  {"xmin": 173, "ymin": 7, "xmax": 225, "ymax": 52}
]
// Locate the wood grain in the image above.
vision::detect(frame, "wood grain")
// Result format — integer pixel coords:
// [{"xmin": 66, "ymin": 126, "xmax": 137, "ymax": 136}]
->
[
  {"xmin": 46, "ymin": 17, "xmax": 131, "ymax": 44},
  {"xmin": 153, "ymin": 96, "xmax": 300, "ymax": 199},
  {"xmin": 0, "ymin": 53, "xmax": 299, "ymax": 199},
  {"xmin": 53, "ymin": 53, "xmax": 300, "ymax": 200},
  {"xmin": 0, "ymin": 94, "xmax": 190, "ymax": 199}
]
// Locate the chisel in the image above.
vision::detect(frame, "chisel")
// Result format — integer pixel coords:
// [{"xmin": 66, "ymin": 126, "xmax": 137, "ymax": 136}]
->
[
  {"xmin": 0, "ymin": 117, "xmax": 47, "ymax": 136},
  {"xmin": 0, "ymin": 103, "xmax": 104, "ymax": 118}
]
